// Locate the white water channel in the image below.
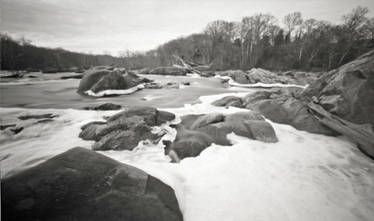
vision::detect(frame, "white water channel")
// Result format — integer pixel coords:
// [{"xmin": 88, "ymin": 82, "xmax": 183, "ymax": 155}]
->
[{"xmin": 1, "ymin": 91, "xmax": 373, "ymax": 221}]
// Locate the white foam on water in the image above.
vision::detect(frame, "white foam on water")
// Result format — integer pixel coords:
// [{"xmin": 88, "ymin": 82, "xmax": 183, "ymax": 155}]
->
[
  {"xmin": 85, "ymin": 84, "xmax": 145, "ymax": 97},
  {"xmin": 0, "ymin": 108, "xmax": 120, "ymax": 177},
  {"xmin": 1, "ymin": 92, "xmax": 374, "ymax": 221},
  {"xmin": 215, "ymin": 75, "xmax": 308, "ymax": 89},
  {"xmin": 186, "ymin": 73, "xmax": 201, "ymax": 78}
]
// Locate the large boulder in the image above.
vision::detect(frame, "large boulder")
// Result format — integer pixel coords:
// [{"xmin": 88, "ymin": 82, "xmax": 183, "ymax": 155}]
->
[
  {"xmin": 1, "ymin": 147, "xmax": 182, "ymax": 221},
  {"xmin": 167, "ymin": 111, "xmax": 278, "ymax": 160},
  {"xmin": 79, "ymin": 107, "xmax": 175, "ymax": 151},
  {"xmin": 301, "ymin": 49, "xmax": 374, "ymax": 127},
  {"xmin": 77, "ymin": 69, "xmax": 150, "ymax": 95}
]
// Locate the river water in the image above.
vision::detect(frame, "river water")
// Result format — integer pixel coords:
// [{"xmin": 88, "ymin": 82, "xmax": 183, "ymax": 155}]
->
[{"xmin": 1, "ymin": 73, "xmax": 373, "ymax": 221}]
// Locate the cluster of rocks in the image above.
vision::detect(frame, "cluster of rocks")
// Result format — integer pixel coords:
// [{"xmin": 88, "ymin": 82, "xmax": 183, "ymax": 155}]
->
[
  {"xmin": 1, "ymin": 147, "xmax": 182, "ymax": 221},
  {"xmin": 212, "ymin": 50, "xmax": 374, "ymax": 157},
  {"xmin": 215, "ymin": 68, "xmax": 318, "ymax": 86},
  {"xmin": 77, "ymin": 69, "xmax": 151, "ymax": 96},
  {"xmin": 83, "ymin": 103, "xmax": 122, "ymax": 111},
  {"xmin": 165, "ymin": 111, "xmax": 278, "ymax": 162},
  {"xmin": 79, "ymin": 106, "xmax": 175, "ymax": 151}
]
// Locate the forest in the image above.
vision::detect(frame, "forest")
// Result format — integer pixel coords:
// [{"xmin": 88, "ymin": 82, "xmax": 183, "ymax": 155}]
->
[
  {"xmin": 1, "ymin": 6, "xmax": 374, "ymax": 71},
  {"xmin": 0, "ymin": 35, "xmax": 123, "ymax": 71}
]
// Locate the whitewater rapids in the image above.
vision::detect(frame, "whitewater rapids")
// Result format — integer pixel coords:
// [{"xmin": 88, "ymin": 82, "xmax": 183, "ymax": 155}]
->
[{"xmin": 1, "ymin": 92, "xmax": 373, "ymax": 221}]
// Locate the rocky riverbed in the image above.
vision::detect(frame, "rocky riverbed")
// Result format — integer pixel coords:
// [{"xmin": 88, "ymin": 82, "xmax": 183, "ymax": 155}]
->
[{"xmin": 1, "ymin": 51, "xmax": 374, "ymax": 221}]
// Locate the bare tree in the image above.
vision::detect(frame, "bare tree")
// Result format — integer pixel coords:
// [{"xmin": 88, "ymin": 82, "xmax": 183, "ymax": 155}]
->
[{"xmin": 283, "ymin": 12, "xmax": 303, "ymax": 39}]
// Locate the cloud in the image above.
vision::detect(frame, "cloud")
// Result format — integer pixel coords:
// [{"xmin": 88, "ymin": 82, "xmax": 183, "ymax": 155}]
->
[{"xmin": 1, "ymin": 0, "xmax": 374, "ymax": 55}]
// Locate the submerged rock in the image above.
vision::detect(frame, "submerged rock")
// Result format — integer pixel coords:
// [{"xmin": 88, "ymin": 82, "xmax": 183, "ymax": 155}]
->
[
  {"xmin": 80, "ymin": 106, "xmax": 175, "ymax": 151},
  {"xmin": 18, "ymin": 113, "xmax": 58, "ymax": 120},
  {"xmin": 167, "ymin": 111, "xmax": 278, "ymax": 161},
  {"xmin": 1, "ymin": 147, "xmax": 182, "ymax": 221},
  {"xmin": 83, "ymin": 103, "xmax": 122, "ymax": 111}
]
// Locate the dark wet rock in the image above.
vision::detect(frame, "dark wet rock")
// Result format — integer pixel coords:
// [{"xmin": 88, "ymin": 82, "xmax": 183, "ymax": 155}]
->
[
  {"xmin": 83, "ymin": 103, "xmax": 122, "ymax": 111},
  {"xmin": 182, "ymin": 82, "xmax": 190, "ymax": 86},
  {"xmin": 10, "ymin": 126, "xmax": 24, "ymax": 134},
  {"xmin": 60, "ymin": 74, "xmax": 84, "ymax": 79},
  {"xmin": 0, "ymin": 124, "xmax": 16, "ymax": 130},
  {"xmin": 165, "ymin": 82, "xmax": 180, "ymax": 89},
  {"xmin": 167, "ymin": 111, "xmax": 278, "ymax": 160},
  {"xmin": 36, "ymin": 119, "xmax": 54, "ymax": 124},
  {"xmin": 1, "ymin": 147, "xmax": 182, "ymax": 221},
  {"xmin": 212, "ymin": 96, "xmax": 244, "ymax": 108},
  {"xmin": 77, "ymin": 70, "xmax": 150, "ymax": 95},
  {"xmin": 77, "ymin": 70, "xmax": 112, "ymax": 93},
  {"xmin": 80, "ymin": 107, "xmax": 175, "ymax": 151},
  {"xmin": 92, "ymin": 119, "xmax": 156, "ymax": 151},
  {"xmin": 90, "ymin": 72, "xmax": 128, "ymax": 93},
  {"xmin": 302, "ymin": 49, "xmax": 374, "ymax": 127},
  {"xmin": 18, "ymin": 114, "xmax": 58, "ymax": 120}
]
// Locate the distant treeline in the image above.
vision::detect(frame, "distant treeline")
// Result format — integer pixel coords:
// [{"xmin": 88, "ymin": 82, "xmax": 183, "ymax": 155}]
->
[
  {"xmin": 121, "ymin": 6, "xmax": 374, "ymax": 71},
  {"xmin": 0, "ymin": 35, "xmax": 124, "ymax": 71},
  {"xmin": 1, "ymin": 6, "xmax": 374, "ymax": 72}
]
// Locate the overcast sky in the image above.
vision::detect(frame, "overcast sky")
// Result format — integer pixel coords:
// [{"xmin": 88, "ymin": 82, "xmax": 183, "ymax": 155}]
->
[{"xmin": 1, "ymin": 0, "xmax": 374, "ymax": 55}]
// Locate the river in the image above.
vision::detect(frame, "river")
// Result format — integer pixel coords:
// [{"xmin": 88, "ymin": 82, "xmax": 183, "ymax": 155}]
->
[{"xmin": 1, "ymin": 72, "xmax": 373, "ymax": 221}]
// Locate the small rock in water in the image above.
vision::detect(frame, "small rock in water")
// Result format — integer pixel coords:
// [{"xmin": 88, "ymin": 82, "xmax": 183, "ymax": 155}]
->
[
  {"xmin": 83, "ymin": 103, "xmax": 122, "ymax": 111},
  {"xmin": 18, "ymin": 114, "xmax": 58, "ymax": 120},
  {"xmin": 0, "ymin": 124, "xmax": 17, "ymax": 130}
]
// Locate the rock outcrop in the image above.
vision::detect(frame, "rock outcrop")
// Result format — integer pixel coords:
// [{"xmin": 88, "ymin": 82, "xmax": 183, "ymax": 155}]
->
[
  {"xmin": 77, "ymin": 69, "xmax": 150, "ymax": 95},
  {"xmin": 166, "ymin": 111, "xmax": 278, "ymax": 161},
  {"xmin": 215, "ymin": 68, "xmax": 318, "ymax": 86},
  {"xmin": 243, "ymin": 88, "xmax": 336, "ymax": 135},
  {"xmin": 80, "ymin": 106, "xmax": 175, "ymax": 151},
  {"xmin": 301, "ymin": 49, "xmax": 374, "ymax": 127},
  {"xmin": 1, "ymin": 147, "xmax": 182, "ymax": 221}
]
